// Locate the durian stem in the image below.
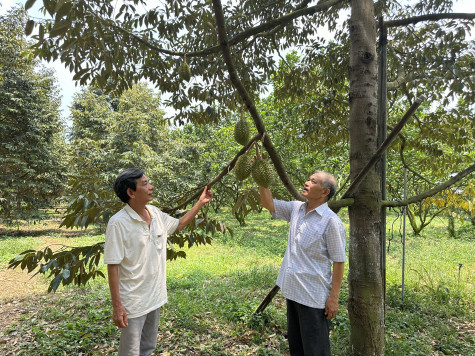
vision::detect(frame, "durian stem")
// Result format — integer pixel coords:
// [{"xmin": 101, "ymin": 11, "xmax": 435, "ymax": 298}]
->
[{"xmin": 212, "ymin": 0, "xmax": 303, "ymax": 201}]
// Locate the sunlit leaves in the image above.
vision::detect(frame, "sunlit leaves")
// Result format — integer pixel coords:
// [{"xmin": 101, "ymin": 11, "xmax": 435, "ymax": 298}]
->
[{"xmin": 0, "ymin": 9, "xmax": 67, "ymax": 221}]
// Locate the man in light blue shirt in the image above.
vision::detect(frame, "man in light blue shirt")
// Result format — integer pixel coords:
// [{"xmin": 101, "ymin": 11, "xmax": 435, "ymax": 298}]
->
[{"xmin": 259, "ymin": 170, "xmax": 346, "ymax": 356}]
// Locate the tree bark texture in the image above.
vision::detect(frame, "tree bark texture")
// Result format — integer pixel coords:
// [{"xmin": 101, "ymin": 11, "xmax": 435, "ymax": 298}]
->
[{"xmin": 348, "ymin": 0, "xmax": 385, "ymax": 355}]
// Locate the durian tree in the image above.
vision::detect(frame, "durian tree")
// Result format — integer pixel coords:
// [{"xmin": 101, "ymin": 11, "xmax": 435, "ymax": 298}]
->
[
  {"xmin": 12, "ymin": 0, "xmax": 475, "ymax": 354},
  {"xmin": 0, "ymin": 8, "xmax": 67, "ymax": 223}
]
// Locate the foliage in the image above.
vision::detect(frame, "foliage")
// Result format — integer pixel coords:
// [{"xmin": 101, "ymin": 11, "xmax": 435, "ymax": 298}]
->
[
  {"xmin": 8, "ymin": 242, "xmax": 105, "ymax": 293},
  {"xmin": 63, "ymin": 83, "xmax": 235, "ymax": 229},
  {"xmin": 386, "ymin": 2, "xmax": 475, "ymax": 106},
  {"xmin": 64, "ymin": 83, "xmax": 168, "ymax": 230},
  {"xmin": 385, "ymin": 99, "xmax": 474, "ymax": 235},
  {"xmin": 8, "ymin": 213, "xmax": 231, "ymax": 292},
  {"xmin": 261, "ymin": 53, "xmax": 351, "ymax": 197},
  {"xmin": 0, "ymin": 8, "xmax": 67, "ymax": 222},
  {"xmin": 435, "ymin": 182, "xmax": 475, "ymax": 225}
]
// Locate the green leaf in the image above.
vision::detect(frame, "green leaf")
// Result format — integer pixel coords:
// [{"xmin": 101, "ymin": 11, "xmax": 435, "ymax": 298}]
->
[
  {"xmin": 51, "ymin": 274, "xmax": 63, "ymax": 292},
  {"xmin": 25, "ymin": 20, "xmax": 35, "ymax": 36},
  {"xmin": 44, "ymin": 0, "xmax": 56, "ymax": 16},
  {"xmin": 38, "ymin": 24, "xmax": 45, "ymax": 40},
  {"xmin": 55, "ymin": 0, "xmax": 73, "ymax": 18},
  {"xmin": 61, "ymin": 37, "xmax": 77, "ymax": 50},
  {"xmin": 24, "ymin": 0, "xmax": 37, "ymax": 10},
  {"xmin": 50, "ymin": 19, "xmax": 71, "ymax": 37}
]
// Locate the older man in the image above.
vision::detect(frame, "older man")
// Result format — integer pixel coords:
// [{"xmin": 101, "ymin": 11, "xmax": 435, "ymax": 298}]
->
[{"xmin": 258, "ymin": 170, "xmax": 346, "ymax": 356}]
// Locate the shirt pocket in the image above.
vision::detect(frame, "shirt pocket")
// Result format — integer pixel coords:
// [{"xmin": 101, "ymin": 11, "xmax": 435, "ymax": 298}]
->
[
  {"xmin": 153, "ymin": 231, "xmax": 165, "ymax": 252},
  {"xmin": 298, "ymin": 228, "xmax": 324, "ymax": 256}
]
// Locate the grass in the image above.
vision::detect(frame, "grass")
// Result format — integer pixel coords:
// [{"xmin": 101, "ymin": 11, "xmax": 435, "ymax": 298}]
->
[{"xmin": 0, "ymin": 209, "xmax": 474, "ymax": 355}]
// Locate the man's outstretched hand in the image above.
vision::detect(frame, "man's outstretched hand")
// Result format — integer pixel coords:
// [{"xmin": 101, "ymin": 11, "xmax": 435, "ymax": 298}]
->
[{"xmin": 199, "ymin": 186, "xmax": 213, "ymax": 205}]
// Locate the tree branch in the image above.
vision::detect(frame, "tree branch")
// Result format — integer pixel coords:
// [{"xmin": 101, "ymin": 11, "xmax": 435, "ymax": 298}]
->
[
  {"xmin": 227, "ymin": 0, "xmax": 346, "ymax": 48},
  {"xmin": 212, "ymin": 0, "xmax": 303, "ymax": 201},
  {"xmin": 94, "ymin": 0, "xmax": 345, "ymax": 59},
  {"xmin": 397, "ymin": 132, "xmax": 434, "ymax": 185},
  {"xmin": 341, "ymin": 96, "xmax": 425, "ymax": 200},
  {"xmin": 166, "ymin": 134, "xmax": 262, "ymax": 214},
  {"xmin": 328, "ymin": 198, "xmax": 354, "ymax": 210},
  {"xmin": 386, "ymin": 47, "xmax": 406, "ymax": 90},
  {"xmin": 109, "ymin": 21, "xmax": 221, "ymax": 58},
  {"xmin": 383, "ymin": 163, "xmax": 475, "ymax": 207},
  {"xmin": 384, "ymin": 12, "xmax": 475, "ymax": 28}
]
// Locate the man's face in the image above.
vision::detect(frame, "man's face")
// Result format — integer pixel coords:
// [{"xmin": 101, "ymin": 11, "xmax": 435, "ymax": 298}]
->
[
  {"xmin": 128, "ymin": 175, "xmax": 154, "ymax": 203},
  {"xmin": 302, "ymin": 173, "xmax": 329, "ymax": 201}
]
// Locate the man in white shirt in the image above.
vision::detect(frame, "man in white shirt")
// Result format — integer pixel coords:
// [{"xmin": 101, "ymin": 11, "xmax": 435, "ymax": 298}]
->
[
  {"xmin": 104, "ymin": 168, "xmax": 212, "ymax": 356},
  {"xmin": 258, "ymin": 170, "xmax": 346, "ymax": 356}
]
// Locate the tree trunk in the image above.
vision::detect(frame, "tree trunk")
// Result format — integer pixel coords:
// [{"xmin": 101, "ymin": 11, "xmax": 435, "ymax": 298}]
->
[{"xmin": 348, "ymin": 0, "xmax": 385, "ymax": 355}]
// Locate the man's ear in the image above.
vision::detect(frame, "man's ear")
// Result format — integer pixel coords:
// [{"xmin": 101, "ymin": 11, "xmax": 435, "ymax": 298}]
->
[{"xmin": 126, "ymin": 187, "xmax": 135, "ymax": 200}]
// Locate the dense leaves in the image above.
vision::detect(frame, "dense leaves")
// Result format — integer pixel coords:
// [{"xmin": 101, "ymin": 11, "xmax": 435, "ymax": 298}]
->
[{"xmin": 0, "ymin": 9, "xmax": 67, "ymax": 222}]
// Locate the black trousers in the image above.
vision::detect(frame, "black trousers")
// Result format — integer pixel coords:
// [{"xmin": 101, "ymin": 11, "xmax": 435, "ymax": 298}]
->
[{"xmin": 286, "ymin": 299, "xmax": 331, "ymax": 356}]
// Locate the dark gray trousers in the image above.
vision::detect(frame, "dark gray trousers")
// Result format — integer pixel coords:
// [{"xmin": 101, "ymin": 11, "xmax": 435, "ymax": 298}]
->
[{"xmin": 286, "ymin": 299, "xmax": 331, "ymax": 356}]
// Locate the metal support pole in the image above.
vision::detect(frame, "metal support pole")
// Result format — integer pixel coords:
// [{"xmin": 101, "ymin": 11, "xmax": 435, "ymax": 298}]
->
[
  {"xmin": 377, "ymin": 18, "xmax": 388, "ymax": 306},
  {"xmin": 402, "ymin": 168, "xmax": 407, "ymax": 302}
]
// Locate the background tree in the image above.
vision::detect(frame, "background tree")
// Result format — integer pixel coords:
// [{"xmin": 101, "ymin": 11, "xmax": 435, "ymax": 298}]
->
[
  {"xmin": 0, "ymin": 8, "xmax": 67, "ymax": 224},
  {"xmin": 64, "ymin": 83, "xmax": 173, "ymax": 228}
]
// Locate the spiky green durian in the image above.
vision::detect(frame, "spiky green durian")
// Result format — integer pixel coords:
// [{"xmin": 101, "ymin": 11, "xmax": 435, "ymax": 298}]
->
[
  {"xmin": 234, "ymin": 119, "xmax": 250, "ymax": 146},
  {"xmin": 178, "ymin": 62, "xmax": 191, "ymax": 81},
  {"xmin": 251, "ymin": 158, "xmax": 274, "ymax": 188},
  {"xmin": 234, "ymin": 154, "xmax": 253, "ymax": 181}
]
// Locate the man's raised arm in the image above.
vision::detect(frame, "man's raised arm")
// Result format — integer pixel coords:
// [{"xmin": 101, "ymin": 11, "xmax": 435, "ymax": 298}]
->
[{"xmin": 258, "ymin": 186, "xmax": 275, "ymax": 213}]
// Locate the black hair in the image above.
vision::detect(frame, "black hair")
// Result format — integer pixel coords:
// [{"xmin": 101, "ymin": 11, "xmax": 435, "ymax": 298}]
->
[{"xmin": 113, "ymin": 168, "xmax": 145, "ymax": 203}]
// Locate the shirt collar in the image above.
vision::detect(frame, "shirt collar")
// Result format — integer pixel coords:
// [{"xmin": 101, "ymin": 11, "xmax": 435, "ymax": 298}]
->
[
  {"xmin": 124, "ymin": 204, "xmax": 153, "ymax": 222},
  {"xmin": 303, "ymin": 202, "xmax": 329, "ymax": 216}
]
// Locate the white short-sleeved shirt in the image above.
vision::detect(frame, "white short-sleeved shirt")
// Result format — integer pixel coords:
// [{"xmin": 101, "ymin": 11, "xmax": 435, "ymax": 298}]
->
[
  {"xmin": 104, "ymin": 204, "xmax": 179, "ymax": 318},
  {"xmin": 273, "ymin": 200, "xmax": 347, "ymax": 309}
]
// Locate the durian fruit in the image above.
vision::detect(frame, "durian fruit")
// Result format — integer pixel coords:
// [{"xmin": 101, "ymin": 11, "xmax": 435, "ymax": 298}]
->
[
  {"xmin": 234, "ymin": 119, "xmax": 250, "ymax": 146},
  {"xmin": 178, "ymin": 60, "xmax": 191, "ymax": 81},
  {"xmin": 251, "ymin": 158, "xmax": 274, "ymax": 188},
  {"xmin": 234, "ymin": 154, "xmax": 253, "ymax": 181}
]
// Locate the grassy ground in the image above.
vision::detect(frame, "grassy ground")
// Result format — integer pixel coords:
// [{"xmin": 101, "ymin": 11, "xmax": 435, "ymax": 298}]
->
[{"xmin": 0, "ymin": 209, "xmax": 473, "ymax": 355}]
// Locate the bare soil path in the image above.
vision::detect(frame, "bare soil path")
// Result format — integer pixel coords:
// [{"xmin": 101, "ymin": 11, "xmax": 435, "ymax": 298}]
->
[{"xmin": 0, "ymin": 225, "xmax": 102, "ymax": 346}]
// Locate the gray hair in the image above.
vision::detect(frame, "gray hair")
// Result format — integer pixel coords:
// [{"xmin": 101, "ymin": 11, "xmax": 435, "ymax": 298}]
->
[{"xmin": 313, "ymin": 170, "xmax": 337, "ymax": 201}]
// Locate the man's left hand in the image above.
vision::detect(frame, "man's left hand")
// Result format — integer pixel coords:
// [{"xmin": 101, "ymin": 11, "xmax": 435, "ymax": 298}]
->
[
  {"xmin": 324, "ymin": 295, "xmax": 339, "ymax": 320},
  {"xmin": 199, "ymin": 186, "xmax": 213, "ymax": 204}
]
